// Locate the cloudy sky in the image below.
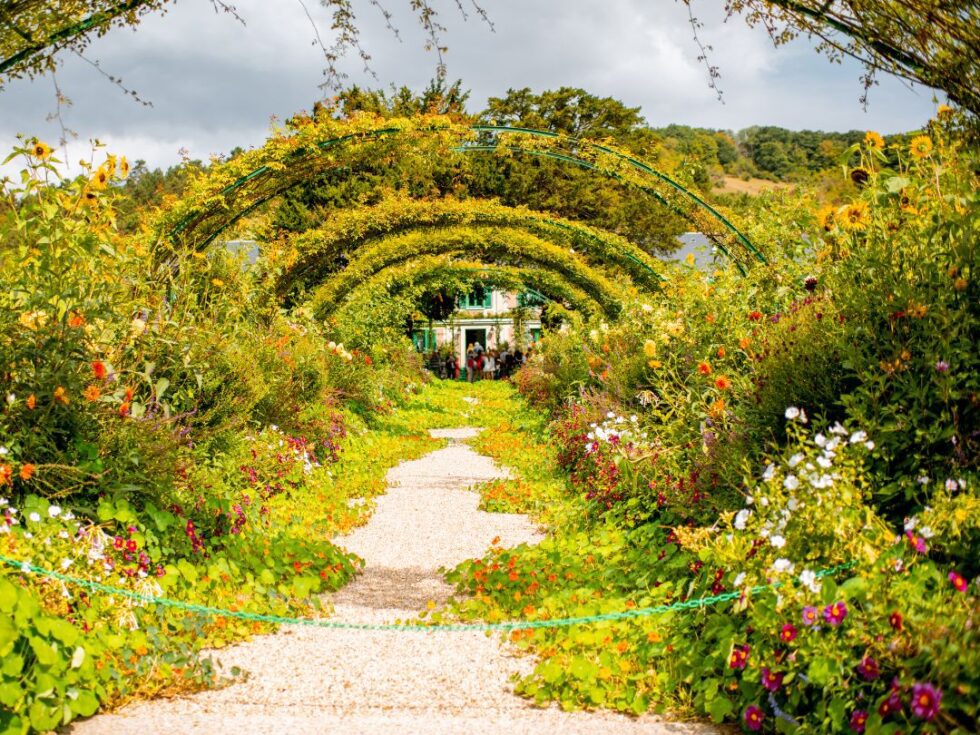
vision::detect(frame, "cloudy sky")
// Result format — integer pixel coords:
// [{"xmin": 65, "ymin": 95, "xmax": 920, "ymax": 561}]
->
[{"xmin": 1, "ymin": 0, "xmax": 942, "ymax": 171}]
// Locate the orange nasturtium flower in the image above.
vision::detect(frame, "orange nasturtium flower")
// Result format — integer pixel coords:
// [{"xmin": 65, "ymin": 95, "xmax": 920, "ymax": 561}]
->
[
  {"xmin": 697, "ymin": 361, "xmax": 712, "ymax": 376},
  {"xmin": 53, "ymin": 386, "xmax": 69, "ymax": 405},
  {"xmin": 715, "ymin": 376, "xmax": 732, "ymax": 390},
  {"xmin": 83, "ymin": 385, "xmax": 101, "ymax": 402},
  {"xmin": 26, "ymin": 394, "xmax": 37, "ymax": 409},
  {"xmin": 19, "ymin": 464, "xmax": 36, "ymax": 481},
  {"xmin": 68, "ymin": 311, "xmax": 85, "ymax": 328},
  {"xmin": 717, "ymin": 346, "xmax": 726, "ymax": 358},
  {"xmin": 739, "ymin": 337, "xmax": 751, "ymax": 350},
  {"xmin": 709, "ymin": 398, "xmax": 726, "ymax": 418},
  {"xmin": 0, "ymin": 464, "xmax": 12, "ymax": 486}
]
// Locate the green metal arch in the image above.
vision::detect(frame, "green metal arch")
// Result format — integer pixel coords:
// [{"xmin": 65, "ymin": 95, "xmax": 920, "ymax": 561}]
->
[
  {"xmin": 164, "ymin": 120, "xmax": 764, "ymax": 272},
  {"xmin": 307, "ymin": 225, "xmax": 628, "ymax": 320},
  {"xmin": 275, "ymin": 196, "xmax": 665, "ymax": 304}
]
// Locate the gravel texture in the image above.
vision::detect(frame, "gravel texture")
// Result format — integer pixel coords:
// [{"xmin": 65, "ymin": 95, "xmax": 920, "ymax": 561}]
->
[{"xmin": 70, "ymin": 429, "xmax": 720, "ymax": 735}]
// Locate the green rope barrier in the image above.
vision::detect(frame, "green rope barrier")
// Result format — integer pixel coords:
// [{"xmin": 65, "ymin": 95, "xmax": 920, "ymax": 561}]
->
[{"xmin": 0, "ymin": 553, "xmax": 855, "ymax": 633}]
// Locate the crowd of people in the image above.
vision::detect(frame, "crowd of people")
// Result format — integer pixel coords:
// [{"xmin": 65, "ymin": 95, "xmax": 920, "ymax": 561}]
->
[{"xmin": 426, "ymin": 342, "xmax": 531, "ymax": 382}]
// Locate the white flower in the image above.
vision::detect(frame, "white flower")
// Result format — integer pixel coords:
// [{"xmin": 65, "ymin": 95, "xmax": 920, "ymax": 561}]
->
[
  {"xmin": 745, "ymin": 495, "xmax": 754, "ymax": 505},
  {"xmin": 894, "ymin": 558, "xmax": 904, "ymax": 572},
  {"xmin": 798, "ymin": 569, "xmax": 821, "ymax": 592},
  {"xmin": 770, "ymin": 534, "xmax": 786, "ymax": 549},
  {"xmin": 760, "ymin": 527, "xmax": 771, "ymax": 539},
  {"xmin": 814, "ymin": 433, "xmax": 827, "ymax": 447},
  {"xmin": 58, "ymin": 530, "xmax": 69, "ymax": 539},
  {"xmin": 0, "ymin": 524, "xmax": 8, "ymax": 535},
  {"xmin": 783, "ymin": 475, "xmax": 799, "ymax": 491},
  {"xmin": 817, "ymin": 455, "xmax": 833, "ymax": 469},
  {"xmin": 904, "ymin": 516, "xmax": 918, "ymax": 532},
  {"xmin": 5, "ymin": 393, "xmax": 14, "ymax": 405},
  {"xmin": 787, "ymin": 497, "xmax": 799, "ymax": 511},
  {"xmin": 606, "ymin": 411, "xmax": 615, "ymax": 419},
  {"xmin": 60, "ymin": 558, "xmax": 72, "ymax": 570},
  {"xmin": 734, "ymin": 509, "xmax": 752, "ymax": 530},
  {"xmin": 784, "ymin": 407, "xmax": 800, "ymax": 420},
  {"xmin": 641, "ymin": 303, "xmax": 653, "ymax": 313},
  {"xmin": 733, "ymin": 572, "xmax": 746, "ymax": 587},
  {"xmin": 20, "ymin": 563, "xmax": 31, "ymax": 574},
  {"xmin": 865, "ymin": 441, "xmax": 875, "ymax": 450},
  {"xmin": 771, "ymin": 558, "xmax": 794, "ymax": 573},
  {"xmin": 945, "ymin": 478, "xmax": 958, "ymax": 492},
  {"xmin": 47, "ymin": 505, "xmax": 61, "ymax": 518},
  {"xmin": 917, "ymin": 476, "xmax": 930, "ymax": 486},
  {"xmin": 0, "ymin": 497, "xmax": 7, "ymax": 507},
  {"xmin": 0, "ymin": 446, "xmax": 8, "ymax": 456},
  {"xmin": 788, "ymin": 453, "xmax": 804, "ymax": 468},
  {"xmin": 28, "ymin": 512, "xmax": 40, "ymax": 523},
  {"xmin": 919, "ymin": 525, "xmax": 934, "ymax": 539},
  {"xmin": 830, "ymin": 422, "xmax": 848, "ymax": 436},
  {"xmin": 825, "ymin": 437, "xmax": 841, "ymax": 452},
  {"xmin": 759, "ymin": 497, "xmax": 769, "ymax": 507},
  {"xmin": 849, "ymin": 430, "xmax": 868, "ymax": 444},
  {"xmin": 762, "ymin": 463, "xmax": 776, "ymax": 481}
]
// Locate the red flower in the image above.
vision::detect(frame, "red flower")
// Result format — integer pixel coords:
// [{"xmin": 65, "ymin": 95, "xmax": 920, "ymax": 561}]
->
[
  {"xmin": 779, "ymin": 623, "xmax": 797, "ymax": 643},
  {"xmin": 714, "ymin": 376, "xmax": 732, "ymax": 390},
  {"xmin": 748, "ymin": 310, "xmax": 764, "ymax": 322},
  {"xmin": 948, "ymin": 570, "xmax": 968, "ymax": 592},
  {"xmin": 125, "ymin": 539, "xmax": 137, "ymax": 553},
  {"xmin": 91, "ymin": 361, "xmax": 107, "ymax": 380},
  {"xmin": 762, "ymin": 667, "xmax": 784, "ymax": 692},
  {"xmin": 118, "ymin": 402, "xmax": 131, "ymax": 418},
  {"xmin": 697, "ymin": 361, "xmax": 712, "ymax": 375},
  {"xmin": 889, "ymin": 611, "xmax": 903, "ymax": 631},
  {"xmin": 729, "ymin": 644, "xmax": 750, "ymax": 670}
]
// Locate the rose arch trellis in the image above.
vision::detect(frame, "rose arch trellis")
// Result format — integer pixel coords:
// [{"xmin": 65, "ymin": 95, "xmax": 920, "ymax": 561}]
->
[{"xmin": 158, "ymin": 114, "xmax": 766, "ymax": 274}]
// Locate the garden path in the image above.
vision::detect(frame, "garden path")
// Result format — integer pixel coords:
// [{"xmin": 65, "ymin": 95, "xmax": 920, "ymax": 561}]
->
[{"xmin": 71, "ymin": 428, "xmax": 719, "ymax": 735}]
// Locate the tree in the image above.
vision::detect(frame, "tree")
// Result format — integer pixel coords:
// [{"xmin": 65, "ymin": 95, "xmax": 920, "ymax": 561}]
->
[{"xmin": 711, "ymin": 0, "xmax": 979, "ymax": 114}]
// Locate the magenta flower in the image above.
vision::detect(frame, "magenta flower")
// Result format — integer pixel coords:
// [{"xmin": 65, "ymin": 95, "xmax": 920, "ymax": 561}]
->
[
  {"xmin": 849, "ymin": 710, "xmax": 868, "ymax": 733},
  {"xmin": 823, "ymin": 601, "xmax": 848, "ymax": 626},
  {"xmin": 905, "ymin": 530, "xmax": 929, "ymax": 553},
  {"xmin": 802, "ymin": 606, "xmax": 819, "ymax": 626},
  {"xmin": 948, "ymin": 570, "xmax": 968, "ymax": 592},
  {"xmin": 856, "ymin": 656, "xmax": 879, "ymax": 680},
  {"xmin": 761, "ymin": 667, "xmax": 784, "ymax": 692},
  {"xmin": 743, "ymin": 705, "xmax": 764, "ymax": 731},
  {"xmin": 779, "ymin": 623, "xmax": 798, "ymax": 643},
  {"xmin": 935, "ymin": 360, "xmax": 949, "ymax": 373},
  {"xmin": 911, "ymin": 682, "xmax": 942, "ymax": 720},
  {"xmin": 878, "ymin": 691, "xmax": 903, "ymax": 719}
]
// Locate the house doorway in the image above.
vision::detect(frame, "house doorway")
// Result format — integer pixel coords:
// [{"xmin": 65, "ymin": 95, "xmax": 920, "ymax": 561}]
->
[{"xmin": 465, "ymin": 328, "xmax": 487, "ymax": 353}]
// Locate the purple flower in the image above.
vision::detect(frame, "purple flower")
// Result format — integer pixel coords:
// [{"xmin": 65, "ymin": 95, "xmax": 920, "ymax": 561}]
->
[
  {"xmin": 878, "ymin": 691, "xmax": 902, "ymax": 719},
  {"xmin": 856, "ymin": 656, "xmax": 879, "ymax": 680},
  {"xmin": 910, "ymin": 682, "xmax": 942, "ymax": 720},
  {"xmin": 935, "ymin": 360, "xmax": 949, "ymax": 373},
  {"xmin": 744, "ymin": 705, "xmax": 764, "ymax": 731},
  {"xmin": 762, "ymin": 667, "xmax": 784, "ymax": 692},
  {"xmin": 849, "ymin": 709, "xmax": 868, "ymax": 733},
  {"xmin": 802, "ymin": 606, "xmax": 819, "ymax": 626},
  {"xmin": 823, "ymin": 601, "xmax": 848, "ymax": 626}
]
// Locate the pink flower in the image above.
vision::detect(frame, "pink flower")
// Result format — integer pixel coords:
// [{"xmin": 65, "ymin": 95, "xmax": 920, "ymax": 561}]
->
[
  {"xmin": 761, "ymin": 667, "xmax": 784, "ymax": 692},
  {"xmin": 802, "ymin": 606, "xmax": 819, "ymax": 625},
  {"xmin": 948, "ymin": 570, "xmax": 968, "ymax": 592},
  {"xmin": 878, "ymin": 691, "xmax": 902, "ymax": 719},
  {"xmin": 910, "ymin": 682, "xmax": 941, "ymax": 720},
  {"xmin": 849, "ymin": 710, "xmax": 868, "ymax": 733},
  {"xmin": 743, "ymin": 705, "xmax": 764, "ymax": 731},
  {"xmin": 823, "ymin": 601, "xmax": 848, "ymax": 626}
]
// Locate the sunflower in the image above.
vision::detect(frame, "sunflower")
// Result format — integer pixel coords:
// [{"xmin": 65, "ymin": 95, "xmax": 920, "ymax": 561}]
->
[
  {"xmin": 849, "ymin": 167, "xmax": 870, "ymax": 187},
  {"xmin": 816, "ymin": 205, "xmax": 837, "ymax": 232},
  {"xmin": 936, "ymin": 104, "xmax": 954, "ymax": 118},
  {"xmin": 841, "ymin": 201, "xmax": 870, "ymax": 232},
  {"xmin": 90, "ymin": 167, "xmax": 111, "ymax": 190},
  {"xmin": 81, "ymin": 189, "xmax": 99, "ymax": 207},
  {"xmin": 864, "ymin": 131, "xmax": 885, "ymax": 150},
  {"xmin": 32, "ymin": 140, "xmax": 53, "ymax": 159},
  {"xmin": 909, "ymin": 135, "xmax": 933, "ymax": 160},
  {"xmin": 119, "ymin": 156, "xmax": 130, "ymax": 178},
  {"xmin": 899, "ymin": 191, "xmax": 918, "ymax": 214}
]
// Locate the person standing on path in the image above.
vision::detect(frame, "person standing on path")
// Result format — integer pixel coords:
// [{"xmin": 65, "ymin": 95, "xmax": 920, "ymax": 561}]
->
[{"xmin": 483, "ymin": 351, "xmax": 496, "ymax": 381}]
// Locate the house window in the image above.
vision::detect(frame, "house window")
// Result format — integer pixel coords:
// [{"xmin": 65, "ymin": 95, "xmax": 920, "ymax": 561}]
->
[
  {"xmin": 462, "ymin": 287, "xmax": 492, "ymax": 310},
  {"xmin": 411, "ymin": 329, "xmax": 437, "ymax": 352},
  {"xmin": 518, "ymin": 290, "xmax": 547, "ymax": 307}
]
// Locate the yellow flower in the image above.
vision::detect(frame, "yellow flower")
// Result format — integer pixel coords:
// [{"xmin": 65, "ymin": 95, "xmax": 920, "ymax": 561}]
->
[
  {"xmin": 908, "ymin": 302, "xmax": 928, "ymax": 319},
  {"xmin": 816, "ymin": 205, "xmax": 837, "ymax": 232},
  {"xmin": 83, "ymin": 384, "xmax": 101, "ymax": 402},
  {"xmin": 80, "ymin": 189, "xmax": 99, "ymax": 207},
  {"xmin": 211, "ymin": 278, "xmax": 225, "ymax": 287},
  {"xmin": 909, "ymin": 135, "xmax": 933, "ymax": 160},
  {"xmin": 864, "ymin": 131, "xmax": 885, "ymax": 150},
  {"xmin": 32, "ymin": 140, "xmax": 53, "ymax": 159},
  {"xmin": 119, "ymin": 156, "xmax": 130, "ymax": 178},
  {"xmin": 937, "ymin": 104, "xmax": 954, "ymax": 118},
  {"xmin": 643, "ymin": 339, "xmax": 658, "ymax": 358},
  {"xmin": 647, "ymin": 359, "xmax": 662, "ymax": 369},
  {"xmin": 954, "ymin": 277, "xmax": 968, "ymax": 292},
  {"xmin": 841, "ymin": 201, "xmax": 870, "ymax": 232},
  {"xmin": 90, "ymin": 167, "xmax": 111, "ymax": 190}
]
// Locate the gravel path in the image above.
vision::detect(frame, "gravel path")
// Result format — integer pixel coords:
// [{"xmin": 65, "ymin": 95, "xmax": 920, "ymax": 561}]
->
[{"xmin": 71, "ymin": 428, "xmax": 719, "ymax": 735}]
